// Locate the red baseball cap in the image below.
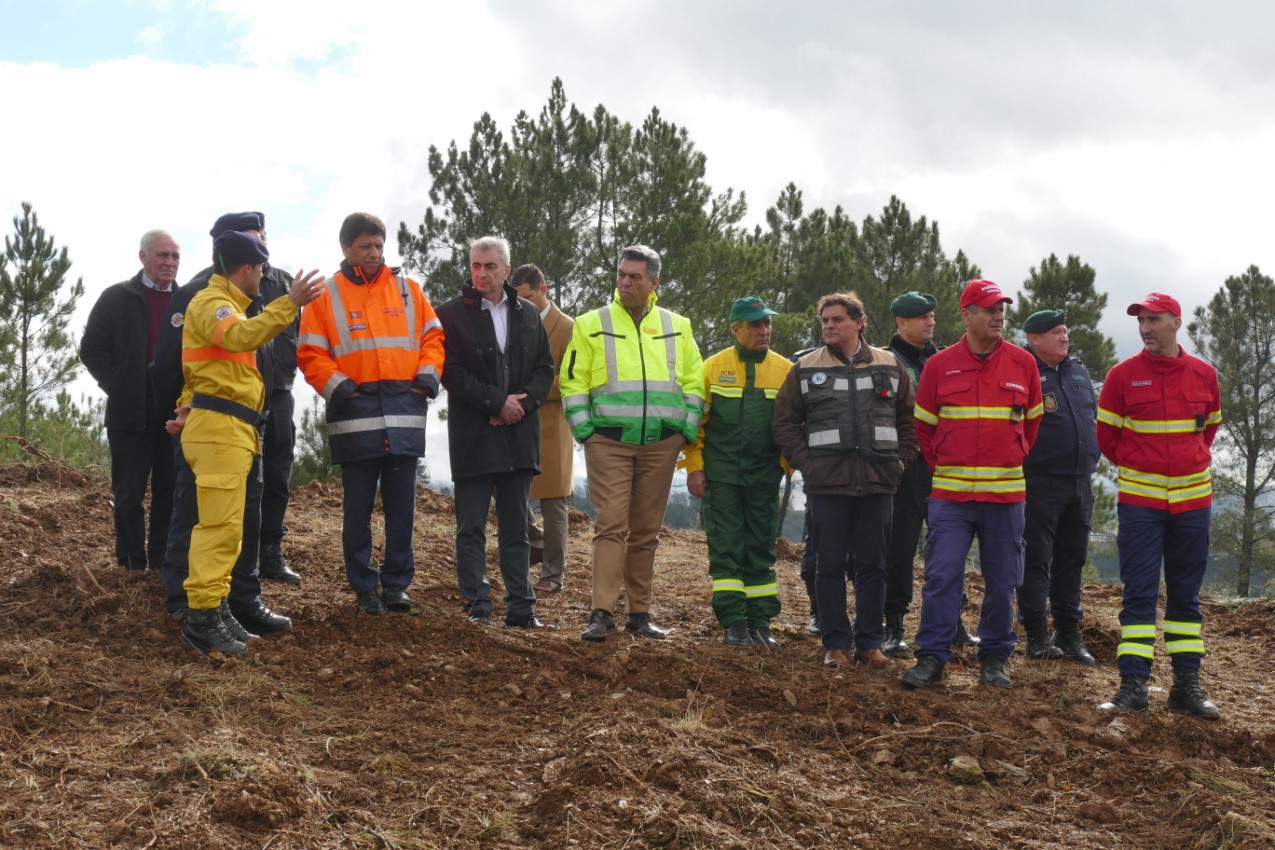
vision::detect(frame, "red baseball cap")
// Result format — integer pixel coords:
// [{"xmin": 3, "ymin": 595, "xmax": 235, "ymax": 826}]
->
[
  {"xmin": 959, "ymin": 279, "xmax": 1013, "ymax": 309},
  {"xmin": 1126, "ymin": 292, "xmax": 1181, "ymax": 317}
]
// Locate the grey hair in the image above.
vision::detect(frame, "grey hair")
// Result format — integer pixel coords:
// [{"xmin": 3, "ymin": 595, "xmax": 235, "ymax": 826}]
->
[
  {"xmin": 470, "ymin": 235, "xmax": 511, "ymax": 268},
  {"xmin": 139, "ymin": 229, "xmax": 176, "ymax": 252},
  {"xmin": 620, "ymin": 244, "xmax": 661, "ymax": 279}
]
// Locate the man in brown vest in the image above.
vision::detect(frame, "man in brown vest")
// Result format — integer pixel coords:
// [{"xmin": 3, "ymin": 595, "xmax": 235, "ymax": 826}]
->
[{"xmin": 512, "ymin": 264, "xmax": 575, "ymax": 593}]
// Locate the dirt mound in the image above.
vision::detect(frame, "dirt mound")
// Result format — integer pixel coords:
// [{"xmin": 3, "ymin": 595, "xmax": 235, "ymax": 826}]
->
[{"xmin": 2, "ymin": 462, "xmax": 1274, "ymax": 849}]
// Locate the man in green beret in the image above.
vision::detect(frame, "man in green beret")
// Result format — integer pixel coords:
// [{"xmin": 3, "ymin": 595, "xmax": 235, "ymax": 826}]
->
[
  {"xmin": 883, "ymin": 292, "xmax": 980, "ymax": 658},
  {"xmin": 685, "ymin": 296, "xmax": 793, "ymax": 647},
  {"xmin": 1018, "ymin": 309, "xmax": 1099, "ymax": 664}
]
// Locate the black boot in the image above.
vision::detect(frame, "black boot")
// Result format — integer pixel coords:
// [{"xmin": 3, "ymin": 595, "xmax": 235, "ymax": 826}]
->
[
  {"xmin": 219, "ymin": 599, "xmax": 259, "ymax": 642},
  {"xmin": 1167, "ymin": 668, "xmax": 1221, "ymax": 720},
  {"xmin": 900, "ymin": 655, "xmax": 945, "ymax": 689},
  {"xmin": 230, "ymin": 600, "xmax": 293, "ymax": 635},
  {"xmin": 749, "ymin": 626, "xmax": 782, "ymax": 650},
  {"xmin": 1024, "ymin": 619, "xmax": 1064, "ymax": 660},
  {"xmin": 259, "ymin": 542, "xmax": 302, "ymax": 585},
  {"xmin": 724, "ymin": 621, "xmax": 753, "ymax": 646},
  {"xmin": 1097, "ymin": 675, "xmax": 1149, "ymax": 714},
  {"xmin": 1053, "ymin": 618, "xmax": 1095, "ymax": 666},
  {"xmin": 954, "ymin": 617, "xmax": 981, "ymax": 649},
  {"xmin": 881, "ymin": 614, "xmax": 912, "ymax": 659},
  {"xmin": 183, "ymin": 607, "xmax": 248, "ymax": 655},
  {"xmin": 979, "ymin": 655, "xmax": 1012, "ymax": 688}
]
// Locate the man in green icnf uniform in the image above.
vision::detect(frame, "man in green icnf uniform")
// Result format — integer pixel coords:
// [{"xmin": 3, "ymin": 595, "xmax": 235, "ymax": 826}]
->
[{"xmin": 685, "ymin": 296, "xmax": 793, "ymax": 648}]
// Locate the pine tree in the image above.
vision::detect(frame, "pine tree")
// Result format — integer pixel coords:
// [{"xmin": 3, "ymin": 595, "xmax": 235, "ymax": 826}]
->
[
  {"xmin": 0, "ymin": 202, "xmax": 85, "ymax": 437},
  {"xmin": 1008, "ymin": 254, "xmax": 1116, "ymax": 376}
]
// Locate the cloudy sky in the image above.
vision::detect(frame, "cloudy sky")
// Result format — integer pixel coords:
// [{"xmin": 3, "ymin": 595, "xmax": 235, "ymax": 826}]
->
[{"xmin": 5, "ymin": 0, "xmax": 1274, "ymax": 484}]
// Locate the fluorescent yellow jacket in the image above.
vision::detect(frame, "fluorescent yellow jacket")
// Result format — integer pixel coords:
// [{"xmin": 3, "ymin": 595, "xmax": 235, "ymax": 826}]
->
[
  {"xmin": 179, "ymin": 275, "xmax": 298, "ymax": 453},
  {"xmin": 560, "ymin": 289, "xmax": 705, "ymax": 445}
]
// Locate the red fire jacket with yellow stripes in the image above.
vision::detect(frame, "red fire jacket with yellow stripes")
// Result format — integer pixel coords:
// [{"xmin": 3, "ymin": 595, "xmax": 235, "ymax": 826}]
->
[
  {"xmin": 913, "ymin": 335, "xmax": 1043, "ymax": 503},
  {"xmin": 179, "ymin": 274, "xmax": 297, "ymax": 454},
  {"xmin": 297, "ymin": 264, "xmax": 445, "ymax": 464},
  {"xmin": 1096, "ymin": 347, "xmax": 1220, "ymax": 513}
]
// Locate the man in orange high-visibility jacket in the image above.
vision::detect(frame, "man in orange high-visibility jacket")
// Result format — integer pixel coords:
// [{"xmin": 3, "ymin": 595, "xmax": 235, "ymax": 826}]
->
[
  {"xmin": 900, "ymin": 279, "xmax": 1043, "ymax": 691},
  {"xmin": 1095, "ymin": 292, "xmax": 1221, "ymax": 720},
  {"xmin": 297, "ymin": 212, "xmax": 445, "ymax": 616},
  {"xmin": 176, "ymin": 231, "xmax": 324, "ymax": 654}
]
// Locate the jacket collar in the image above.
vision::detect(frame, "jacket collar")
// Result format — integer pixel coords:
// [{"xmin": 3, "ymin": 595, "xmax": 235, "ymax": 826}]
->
[
  {"xmin": 461, "ymin": 279, "xmax": 521, "ymax": 312},
  {"xmin": 340, "ymin": 261, "xmax": 400, "ymax": 286},
  {"xmin": 209, "ymin": 273, "xmax": 253, "ymax": 311}
]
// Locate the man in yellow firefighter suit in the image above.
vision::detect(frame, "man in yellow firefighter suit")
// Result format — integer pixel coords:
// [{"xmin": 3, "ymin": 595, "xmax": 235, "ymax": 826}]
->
[
  {"xmin": 172, "ymin": 230, "xmax": 324, "ymax": 654},
  {"xmin": 684, "ymin": 296, "xmax": 793, "ymax": 648}
]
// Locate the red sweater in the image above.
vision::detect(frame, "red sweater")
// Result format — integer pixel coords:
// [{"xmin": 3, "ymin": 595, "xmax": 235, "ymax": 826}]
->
[
  {"xmin": 914, "ymin": 336, "xmax": 1043, "ymax": 503},
  {"xmin": 1097, "ymin": 347, "xmax": 1220, "ymax": 513}
]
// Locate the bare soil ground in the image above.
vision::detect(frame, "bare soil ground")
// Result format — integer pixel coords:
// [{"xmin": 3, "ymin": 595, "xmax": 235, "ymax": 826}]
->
[{"xmin": 1, "ymin": 461, "xmax": 1273, "ymax": 850}]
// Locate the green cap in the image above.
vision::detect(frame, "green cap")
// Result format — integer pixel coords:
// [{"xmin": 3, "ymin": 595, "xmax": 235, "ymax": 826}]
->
[
  {"xmin": 730, "ymin": 295, "xmax": 778, "ymax": 322},
  {"xmin": 890, "ymin": 291, "xmax": 937, "ymax": 318},
  {"xmin": 1023, "ymin": 309, "xmax": 1066, "ymax": 334}
]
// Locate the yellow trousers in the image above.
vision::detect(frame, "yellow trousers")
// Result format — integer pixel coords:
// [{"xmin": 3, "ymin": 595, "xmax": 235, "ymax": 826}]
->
[{"xmin": 181, "ymin": 440, "xmax": 254, "ymax": 610}]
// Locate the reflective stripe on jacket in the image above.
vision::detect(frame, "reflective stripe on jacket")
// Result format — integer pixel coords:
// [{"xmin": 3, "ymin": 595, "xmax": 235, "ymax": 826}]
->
[
  {"xmin": 913, "ymin": 335, "xmax": 1043, "ymax": 503},
  {"xmin": 1096, "ymin": 347, "xmax": 1220, "ymax": 512},
  {"xmin": 179, "ymin": 274, "xmax": 297, "ymax": 454},
  {"xmin": 297, "ymin": 265, "xmax": 445, "ymax": 463},
  {"xmin": 683, "ymin": 344, "xmax": 792, "ymax": 484},
  {"xmin": 559, "ymin": 290, "xmax": 705, "ymax": 445}
]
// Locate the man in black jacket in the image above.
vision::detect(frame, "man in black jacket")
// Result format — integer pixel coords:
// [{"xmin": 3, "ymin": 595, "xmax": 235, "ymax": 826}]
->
[
  {"xmin": 436, "ymin": 236, "xmax": 554, "ymax": 629},
  {"xmin": 80, "ymin": 229, "xmax": 181, "ymax": 570},
  {"xmin": 149, "ymin": 212, "xmax": 295, "ymax": 637}
]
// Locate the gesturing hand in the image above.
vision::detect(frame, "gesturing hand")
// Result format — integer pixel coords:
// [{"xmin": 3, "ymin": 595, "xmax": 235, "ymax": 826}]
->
[{"xmin": 288, "ymin": 269, "xmax": 326, "ymax": 308}]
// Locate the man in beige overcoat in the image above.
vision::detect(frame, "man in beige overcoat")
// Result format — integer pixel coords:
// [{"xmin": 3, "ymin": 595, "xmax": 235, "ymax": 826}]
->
[{"xmin": 513, "ymin": 264, "xmax": 575, "ymax": 593}]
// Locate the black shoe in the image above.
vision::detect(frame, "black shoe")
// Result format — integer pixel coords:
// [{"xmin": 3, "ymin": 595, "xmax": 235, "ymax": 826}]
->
[
  {"xmin": 182, "ymin": 607, "xmax": 247, "ymax": 655},
  {"xmin": 581, "ymin": 608, "xmax": 616, "ymax": 641},
  {"xmin": 219, "ymin": 599, "xmax": 259, "ymax": 642},
  {"xmin": 259, "ymin": 543, "xmax": 302, "ymax": 585},
  {"xmin": 1053, "ymin": 619, "xmax": 1096, "ymax": 666},
  {"xmin": 724, "ymin": 621, "xmax": 753, "ymax": 646},
  {"xmin": 979, "ymin": 655, "xmax": 1012, "ymax": 688},
  {"xmin": 1097, "ymin": 675, "xmax": 1149, "ymax": 714},
  {"xmin": 749, "ymin": 626, "xmax": 782, "ymax": 650},
  {"xmin": 881, "ymin": 614, "xmax": 912, "ymax": 659},
  {"xmin": 954, "ymin": 618, "xmax": 981, "ymax": 649},
  {"xmin": 382, "ymin": 585, "xmax": 413, "ymax": 613},
  {"xmin": 1167, "ymin": 668, "xmax": 1221, "ymax": 720},
  {"xmin": 506, "ymin": 612, "xmax": 552, "ymax": 629},
  {"xmin": 900, "ymin": 655, "xmax": 945, "ymax": 689},
  {"xmin": 357, "ymin": 591, "xmax": 387, "ymax": 616},
  {"xmin": 468, "ymin": 612, "xmax": 494, "ymax": 625},
  {"xmin": 625, "ymin": 612, "xmax": 668, "ymax": 640},
  {"xmin": 806, "ymin": 613, "xmax": 822, "ymax": 637},
  {"xmin": 230, "ymin": 600, "xmax": 292, "ymax": 635},
  {"xmin": 1024, "ymin": 619, "xmax": 1064, "ymax": 660}
]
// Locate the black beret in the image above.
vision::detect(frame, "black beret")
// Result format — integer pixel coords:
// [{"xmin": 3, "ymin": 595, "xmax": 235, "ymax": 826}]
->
[
  {"xmin": 209, "ymin": 211, "xmax": 265, "ymax": 238},
  {"xmin": 1023, "ymin": 309, "xmax": 1066, "ymax": 334},
  {"xmin": 213, "ymin": 230, "xmax": 269, "ymax": 266},
  {"xmin": 890, "ymin": 291, "xmax": 937, "ymax": 318}
]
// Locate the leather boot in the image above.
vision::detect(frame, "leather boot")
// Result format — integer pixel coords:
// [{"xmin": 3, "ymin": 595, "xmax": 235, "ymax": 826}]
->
[
  {"xmin": 806, "ymin": 612, "xmax": 822, "ymax": 637},
  {"xmin": 881, "ymin": 614, "xmax": 912, "ymax": 659},
  {"xmin": 1097, "ymin": 675, "xmax": 1149, "ymax": 714},
  {"xmin": 724, "ymin": 621, "xmax": 754, "ymax": 646},
  {"xmin": 219, "ymin": 599, "xmax": 259, "ymax": 642},
  {"xmin": 1167, "ymin": 668, "xmax": 1221, "ymax": 720},
  {"xmin": 625, "ymin": 612, "xmax": 668, "ymax": 640},
  {"xmin": 259, "ymin": 543, "xmax": 302, "ymax": 585},
  {"xmin": 581, "ymin": 608, "xmax": 616, "ymax": 642},
  {"xmin": 183, "ymin": 607, "xmax": 247, "ymax": 655},
  {"xmin": 1053, "ymin": 618, "xmax": 1095, "ymax": 666},
  {"xmin": 979, "ymin": 655, "xmax": 1012, "ymax": 688},
  {"xmin": 1024, "ymin": 619, "xmax": 1064, "ymax": 660},
  {"xmin": 953, "ymin": 617, "xmax": 981, "ymax": 649},
  {"xmin": 231, "ymin": 600, "xmax": 292, "ymax": 635},
  {"xmin": 900, "ymin": 655, "xmax": 945, "ymax": 689},
  {"xmin": 749, "ymin": 626, "xmax": 782, "ymax": 650}
]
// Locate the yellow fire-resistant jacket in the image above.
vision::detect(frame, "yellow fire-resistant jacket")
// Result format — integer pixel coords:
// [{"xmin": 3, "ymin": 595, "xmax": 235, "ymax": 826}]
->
[
  {"xmin": 179, "ymin": 274, "xmax": 298, "ymax": 453},
  {"xmin": 560, "ymin": 289, "xmax": 705, "ymax": 445}
]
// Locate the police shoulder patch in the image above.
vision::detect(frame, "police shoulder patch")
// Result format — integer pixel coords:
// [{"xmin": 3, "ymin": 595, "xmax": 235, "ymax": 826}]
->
[
  {"xmin": 170, "ymin": 313, "xmax": 184, "ymax": 328},
  {"xmin": 215, "ymin": 306, "xmax": 232, "ymax": 321}
]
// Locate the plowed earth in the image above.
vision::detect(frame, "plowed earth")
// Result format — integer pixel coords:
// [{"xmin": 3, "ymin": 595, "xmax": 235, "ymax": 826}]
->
[{"xmin": 1, "ymin": 461, "xmax": 1273, "ymax": 850}]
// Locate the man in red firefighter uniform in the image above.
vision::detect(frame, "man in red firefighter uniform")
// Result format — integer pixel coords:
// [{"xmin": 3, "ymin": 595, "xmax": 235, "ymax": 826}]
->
[
  {"xmin": 177, "ymin": 231, "xmax": 324, "ymax": 653},
  {"xmin": 901, "ymin": 279, "xmax": 1043, "ymax": 690},
  {"xmin": 685, "ymin": 296, "xmax": 793, "ymax": 648},
  {"xmin": 297, "ymin": 213, "xmax": 446, "ymax": 616},
  {"xmin": 1096, "ymin": 292, "xmax": 1221, "ymax": 719}
]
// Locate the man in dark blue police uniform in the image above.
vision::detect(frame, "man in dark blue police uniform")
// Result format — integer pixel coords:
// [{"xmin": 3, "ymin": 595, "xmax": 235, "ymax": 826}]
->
[{"xmin": 1018, "ymin": 309, "xmax": 1098, "ymax": 664}]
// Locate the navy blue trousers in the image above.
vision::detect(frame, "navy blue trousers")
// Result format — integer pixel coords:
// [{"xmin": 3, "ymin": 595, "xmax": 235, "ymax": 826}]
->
[
  {"xmin": 453, "ymin": 471, "xmax": 536, "ymax": 620},
  {"xmin": 160, "ymin": 438, "xmax": 263, "ymax": 614},
  {"xmin": 915, "ymin": 499, "xmax": 1024, "ymax": 662},
  {"xmin": 809, "ymin": 493, "xmax": 891, "ymax": 652},
  {"xmin": 259, "ymin": 389, "xmax": 295, "ymax": 545},
  {"xmin": 1115, "ymin": 503, "xmax": 1210, "ymax": 676},
  {"xmin": 1018, "ymin": 474, "xmax": 1093, "ymax": 624},
  {"xmin": 884, "ymin": 459, "xmax": 931, "ymax": 618},
  {"xmin": 340, "ymin": 455, "xmax": 418, "ymax": 594}
]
